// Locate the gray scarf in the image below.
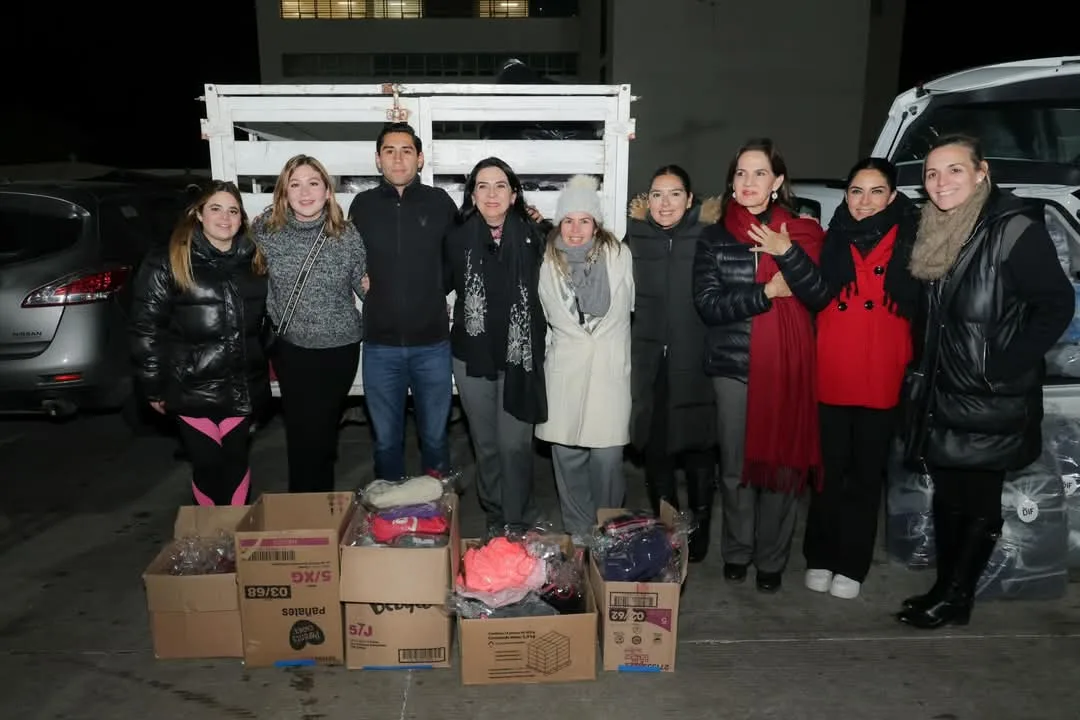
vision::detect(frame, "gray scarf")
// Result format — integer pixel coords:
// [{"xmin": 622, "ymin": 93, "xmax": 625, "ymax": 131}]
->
[
  {"xmin": 910, "ymin": 180, "xmax": 991, "ymax": 281},
  {"xmin": 555, "ymin": 237, "xmax": 611, "ymax": 317}
]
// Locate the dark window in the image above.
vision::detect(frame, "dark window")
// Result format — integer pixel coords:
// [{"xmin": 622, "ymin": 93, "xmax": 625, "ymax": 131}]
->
[{"xmin": 0, "ymin": 195, "xmax": 86, "ymax": 267}]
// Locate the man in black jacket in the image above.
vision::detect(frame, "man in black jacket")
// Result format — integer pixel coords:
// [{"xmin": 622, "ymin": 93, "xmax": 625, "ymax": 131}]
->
[{"xmin": 348, "ymin": 123, "xmax": 458, "ymax": 480}]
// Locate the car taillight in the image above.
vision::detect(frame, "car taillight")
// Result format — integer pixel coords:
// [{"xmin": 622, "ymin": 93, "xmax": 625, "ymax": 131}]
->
[{"xmin": 22, "ymin": 266, "xmax": 132, "ymax": 308}]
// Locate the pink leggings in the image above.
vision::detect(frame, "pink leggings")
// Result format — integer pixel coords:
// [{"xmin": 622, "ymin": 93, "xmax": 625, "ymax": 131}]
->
[{"xmin": 176, "ymin": 415, "xmax": 252, "ymax": 506}]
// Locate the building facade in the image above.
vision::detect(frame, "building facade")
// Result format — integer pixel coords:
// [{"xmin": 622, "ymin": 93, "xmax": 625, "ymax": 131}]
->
[{"xmin": 255, "ymin": 0, "xmax": 905, "ymax": 193}]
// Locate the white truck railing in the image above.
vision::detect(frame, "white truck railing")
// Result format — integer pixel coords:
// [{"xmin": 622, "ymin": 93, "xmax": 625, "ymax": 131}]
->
[{"xmin": 200, "ymin": 82, "xmax": 637, "ymax": 396}]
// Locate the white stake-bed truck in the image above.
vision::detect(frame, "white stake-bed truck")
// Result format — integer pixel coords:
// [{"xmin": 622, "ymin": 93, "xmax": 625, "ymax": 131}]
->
[{"xmin": 199, "ymin": 82, "xmax": 637, "ymax": 397}]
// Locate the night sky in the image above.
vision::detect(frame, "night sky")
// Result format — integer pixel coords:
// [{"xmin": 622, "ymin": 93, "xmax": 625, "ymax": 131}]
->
[{"xmin": 5, "ymin": 2, "xmax": 1078, "ymax": 170}]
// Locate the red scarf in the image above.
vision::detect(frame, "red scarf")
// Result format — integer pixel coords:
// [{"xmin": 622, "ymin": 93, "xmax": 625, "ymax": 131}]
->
[{"xmin": 724, "ymin": 201, "xmax": 824, "ymax": 493}]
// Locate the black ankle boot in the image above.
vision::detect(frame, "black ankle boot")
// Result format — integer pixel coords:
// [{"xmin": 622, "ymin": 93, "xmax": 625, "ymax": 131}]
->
[
  {"xmin": 897, "ymin": 515, "xmax": 1002, "ymax": 630},
  {"xmin": 685, "ymin": 464, "xmax": 716, "ymax": 563},
  {"xmin": 903, "ymin": 497, "xmax": 962, "ymax": 612}
]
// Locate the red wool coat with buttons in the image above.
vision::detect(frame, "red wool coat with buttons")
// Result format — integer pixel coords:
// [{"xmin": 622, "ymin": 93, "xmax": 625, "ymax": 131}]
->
[{"xmin": 816, "ymin": 226, "xmax": 912, "ymax": 409}]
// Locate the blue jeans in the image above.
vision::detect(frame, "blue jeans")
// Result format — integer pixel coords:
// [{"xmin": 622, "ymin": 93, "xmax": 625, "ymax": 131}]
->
[{"xmin": 362, "ymin": 340, "xmax": 453, "ymax": 480}]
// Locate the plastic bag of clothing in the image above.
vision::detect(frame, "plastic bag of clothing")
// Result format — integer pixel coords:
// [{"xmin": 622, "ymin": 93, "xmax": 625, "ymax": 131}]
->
[
  {"xmin": 885, "ymin": 441, "xmax": 936, "ymax": 568},
  {"xmin": 976, "ymin": 446, "xmax": 1069, "ymax": 601},
  {"xmin": 1042, "ymin": 414, "xmax": 1080, "ymax": 568},
  {"xmin": 587, "ymin": 509, "xmax": 695, "ymax": 583}
]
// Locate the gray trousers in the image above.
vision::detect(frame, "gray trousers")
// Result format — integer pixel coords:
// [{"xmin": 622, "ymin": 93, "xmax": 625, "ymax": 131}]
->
[
  {"xmin": 453, "ymin": 359, "xmax": 535, "ymax": 528},
  {"xmin": 714, "ymin": 377, "xmax": 800, "ymax": 574},
  {"xmin": 551, "ymin": 444, "xmax": 625, "ymax": 539}
]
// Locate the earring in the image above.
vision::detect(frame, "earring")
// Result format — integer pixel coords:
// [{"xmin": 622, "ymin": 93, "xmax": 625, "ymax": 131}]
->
[
  {"xmin": 732, "ymin": 191, "xmax": 737, "ymax": 199},
  {"xmin": 771, "ymin": 191, "xmax": 778, "ymax": 201}
]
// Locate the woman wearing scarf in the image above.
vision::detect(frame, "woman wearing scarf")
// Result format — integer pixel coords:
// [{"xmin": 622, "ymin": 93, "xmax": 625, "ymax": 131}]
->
[
  {"xmin": 693, "ymin": 138, "xmax": 830, "ymax": 592},
  {"xmin": 536, "ymin": 175, "xmax": 635, "ymax": 539},
  {"xmin": 803, "ymin": 157, "xmax": 919, "ymax": 600},
  {"xmin": 447, "ymin": 157, "xmax": 549, "ymax": 533},
  {"xmin": 898, "ymin": 134, "xmax": 1073, "ymax": 629}
]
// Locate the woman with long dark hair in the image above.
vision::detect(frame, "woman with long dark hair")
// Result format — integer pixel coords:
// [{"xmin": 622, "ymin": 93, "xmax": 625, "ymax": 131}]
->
[
  {"xmin": 131, "ymin": 181, "xmax": 270, "ymax": 506},
  {"xmin": 803, "ymin": 157, "xmax": 920, "ymax": 600},
  {"xmin": 692, "ymin": 138, "xmax": 830, "ymax": 592},
  {"xmin": 627, "ymin": 164, "xmax": 721, "ymax": 561},
  {"xmin": 446, "ymin": 157, "xmax": 550, "ymax": 531}
]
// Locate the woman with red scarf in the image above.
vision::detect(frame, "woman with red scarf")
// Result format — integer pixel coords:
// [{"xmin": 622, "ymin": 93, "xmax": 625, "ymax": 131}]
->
[{"xmin": 693, "ymin": 138, "xmax": 830, "ymax": 592}]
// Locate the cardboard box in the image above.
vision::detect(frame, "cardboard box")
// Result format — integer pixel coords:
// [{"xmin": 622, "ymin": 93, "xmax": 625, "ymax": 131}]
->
[
  {"xmin": 591, "ymin": 502, "xmax": 688, "ymax": 672},
  {"xmin": 458, "ymin": 536, "xmax": 597, "ymax": 686},
  {"xmin": 142, "ymin": 505, "xmax": 249, "ymax": 659},
  {"xmin": 344, "ymin": 602, "xmax": 452, "ymax": 669},
  {"xmin": 234, "ymin": 491, "xmax": 353, "ymax": 667},
  {"xmin": 339, "ymin": 493, "xmax": 460, "ymax": 605}
]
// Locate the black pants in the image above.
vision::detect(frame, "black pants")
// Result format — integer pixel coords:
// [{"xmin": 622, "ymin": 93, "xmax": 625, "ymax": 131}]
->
[
  {"xmin": 932, "ymin": 468, "xmax": 1005, "ymax": 519},
  {"xmin": 644, "ymin": 355, "xmax": 715, "ymax": 506},
  {"xmin": 176, "ymin": 414, "xmax": 253, "ymax": 505},
  {"xmin": 804, "ymin": 404, "xmax": 895, "ymax": 582},
  {"xmin": 273, "ymin": 339, "xmax": 360, "ymax": 493}
]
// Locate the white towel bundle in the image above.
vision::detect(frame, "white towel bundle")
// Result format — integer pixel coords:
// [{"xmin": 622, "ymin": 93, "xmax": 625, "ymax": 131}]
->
[{"xmin": 362, "ymin": 475, "xmax": 445, "ymax": 509}]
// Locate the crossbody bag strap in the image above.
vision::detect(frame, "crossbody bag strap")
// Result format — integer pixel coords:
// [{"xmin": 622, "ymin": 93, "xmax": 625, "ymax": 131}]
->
[{"xmin": 278, "ymin": 224, "xmax": 328, "ymax": 338}]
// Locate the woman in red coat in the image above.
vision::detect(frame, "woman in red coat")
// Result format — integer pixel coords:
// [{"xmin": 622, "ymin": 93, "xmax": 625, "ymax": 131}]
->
[{"xmin": 803, "ymin": 157, "xmax": 920, "ymax": 599}]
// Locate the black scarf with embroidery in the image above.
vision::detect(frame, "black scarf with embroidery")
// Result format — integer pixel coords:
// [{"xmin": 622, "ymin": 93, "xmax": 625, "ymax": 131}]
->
[
  {"xmin": 820, "ymin": 192, "xmax": 920, "ymax": 319},
  {"xmin": 456, "ymin": 212, "xmax": 548, "ymax": 424}
]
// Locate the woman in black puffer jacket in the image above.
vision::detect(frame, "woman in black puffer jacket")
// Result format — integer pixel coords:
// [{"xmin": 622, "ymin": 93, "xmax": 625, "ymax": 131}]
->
[{"xmin": 131, "ymin": 180, "xmax": 270, "ymax": 506}]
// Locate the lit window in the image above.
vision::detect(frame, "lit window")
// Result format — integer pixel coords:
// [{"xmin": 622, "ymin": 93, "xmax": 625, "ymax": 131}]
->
[
  {"xmin": 280, "ymin": 0, "xmax": 422, "ymax": 19},
  {"xmin": 476, "ymin": 0, "xmax": 528, "ymax": 18}
]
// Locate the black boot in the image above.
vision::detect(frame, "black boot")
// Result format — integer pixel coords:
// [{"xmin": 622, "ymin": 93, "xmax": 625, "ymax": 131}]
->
[
  {"xmin": 684, "ymin": 463, "xmax": 716, "ymax": 563},
  {"xmin": 902, "ymin": 496, "xmax": 962, "ymax": 612},
  {"xmin": 644, "ymin": 466, "xmax": 679, "ymax": 516},
  {"xmin": 897, "ymin": 515, "xmax": 1002, "ymax": 629}
]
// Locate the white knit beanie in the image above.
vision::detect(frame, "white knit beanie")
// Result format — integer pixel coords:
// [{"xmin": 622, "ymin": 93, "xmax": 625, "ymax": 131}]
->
[{"xmin": 555, "ymin": 175, "xmax": 603, "ymax": 224}]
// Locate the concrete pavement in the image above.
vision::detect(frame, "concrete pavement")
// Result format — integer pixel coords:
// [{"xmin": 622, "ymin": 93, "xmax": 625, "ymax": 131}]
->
[{"xmin": 1, "ymin": 411, "xmax": 1077, "ymax": 719}]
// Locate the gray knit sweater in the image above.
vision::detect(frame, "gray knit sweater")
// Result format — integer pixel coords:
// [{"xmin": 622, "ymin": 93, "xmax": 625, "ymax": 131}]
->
[{"xmin": 252, "ymin": 209, "xmax": 366, "ymax": 349}]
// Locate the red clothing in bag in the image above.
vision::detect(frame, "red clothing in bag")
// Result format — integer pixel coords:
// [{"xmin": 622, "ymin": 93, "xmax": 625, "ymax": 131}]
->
[{"xmin": 370, "ymin": 515, "xmax": 449, "ymax": 544}]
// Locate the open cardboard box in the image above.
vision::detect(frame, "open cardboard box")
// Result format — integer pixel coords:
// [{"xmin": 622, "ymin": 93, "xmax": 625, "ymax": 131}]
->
[
  {"xmin": 591, "ymin": 501, "xmax": 688, "ymax": 672},
  {"xmin": 142, "ymin": 505, "xmax": 249, "ymax": 659},
  {"xmin": 339, "ymin": 492, "xmax": 459, "ymax": 670},
  {"xmin": 339, "ymin": 493, "xmax": 459, "ymax": 605},
  {"xmin": 457, "ymin": 535, "xmax": 597, "ymax": 686},
  {"xmin": 234, "ymin": 491, "xmax": 353, "ymax": 667}
]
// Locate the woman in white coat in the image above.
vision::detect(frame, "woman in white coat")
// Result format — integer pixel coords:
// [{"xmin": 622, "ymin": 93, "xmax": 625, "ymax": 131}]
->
[{"xmin": 536, "ymin": 175, "xmax": 635, "ymax": 538}]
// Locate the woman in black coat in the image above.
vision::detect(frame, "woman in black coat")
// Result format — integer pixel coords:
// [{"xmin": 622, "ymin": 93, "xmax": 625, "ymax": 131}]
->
[
  {"xmin": 626, "ymin": 164, "xmax": 721, "ymax": 562},
  {"xmin": 131, "ymin": 180, "xmax": 270, "ymax": 506}
]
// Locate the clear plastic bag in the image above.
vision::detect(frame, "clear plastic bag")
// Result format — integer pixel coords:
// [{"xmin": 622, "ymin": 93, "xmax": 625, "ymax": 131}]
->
[
  {"xmin": 346, "ymin": 470, "xmax": 461, "ymax": 547},
  {"xmin": 977, "ymin": 445, "xmax": 1069, "ymax": 601},
  {"xmin": 448, "ymin": 527, "xmax": 587, "ymax": 618},
  {"xmin": 1043, "ymin": 413, "xmax": 1080, "ymax": 568},
  {"xmin": 885, "ymin": 440, "xmax": 936, "ymax": 568},
  {"xmin": 165, "ymin": 529, "xmax": 236, "ymax": 575},
  {"xmin": 588, "ymin": 509, "xmax": 696, "ymax": 583}
]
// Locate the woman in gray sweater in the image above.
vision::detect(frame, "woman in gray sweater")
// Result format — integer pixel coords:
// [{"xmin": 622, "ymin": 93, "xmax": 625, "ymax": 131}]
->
[{"xmin": 252, "ymin": 154, "xmax": 367, "ymax": 493}]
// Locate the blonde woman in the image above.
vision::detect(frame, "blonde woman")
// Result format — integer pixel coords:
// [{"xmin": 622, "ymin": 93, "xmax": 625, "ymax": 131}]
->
[
  {"xmin": 252, "ymin": 154, "xmax": 367, "ymax": 493},
  {"xmin": 536, "ymin": 175, "xmax": 635, "ymax": 538},
  {"xmin": 131, "ymin": 181, "xmax": 269, "ymax": 505}
]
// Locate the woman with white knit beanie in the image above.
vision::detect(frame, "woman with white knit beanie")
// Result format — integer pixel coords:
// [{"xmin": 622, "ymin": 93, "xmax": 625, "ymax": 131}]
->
[{"xmin": 536, "ymin": 175, "xmax": 635, "ymax": 539}]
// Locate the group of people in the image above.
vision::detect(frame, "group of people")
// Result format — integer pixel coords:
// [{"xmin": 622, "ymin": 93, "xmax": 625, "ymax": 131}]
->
[{"xmin": 130, "ymin": 123, "xmax": 1075, "ymax": 631}]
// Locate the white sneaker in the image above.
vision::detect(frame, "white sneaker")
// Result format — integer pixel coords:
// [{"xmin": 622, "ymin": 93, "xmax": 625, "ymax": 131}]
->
[
  {"xmin": 829, "ymin": 574, "xmax": 861, "ymax": 599},
  {"xmin": 804, "ymin": 569, "xmax": 833, "ymax": 593}
]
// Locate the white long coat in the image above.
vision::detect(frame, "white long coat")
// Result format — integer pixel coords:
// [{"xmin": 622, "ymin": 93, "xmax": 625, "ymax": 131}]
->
[{"xmin": 535, "ymin": 243, "xmax": 634, "ymax": 448}]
